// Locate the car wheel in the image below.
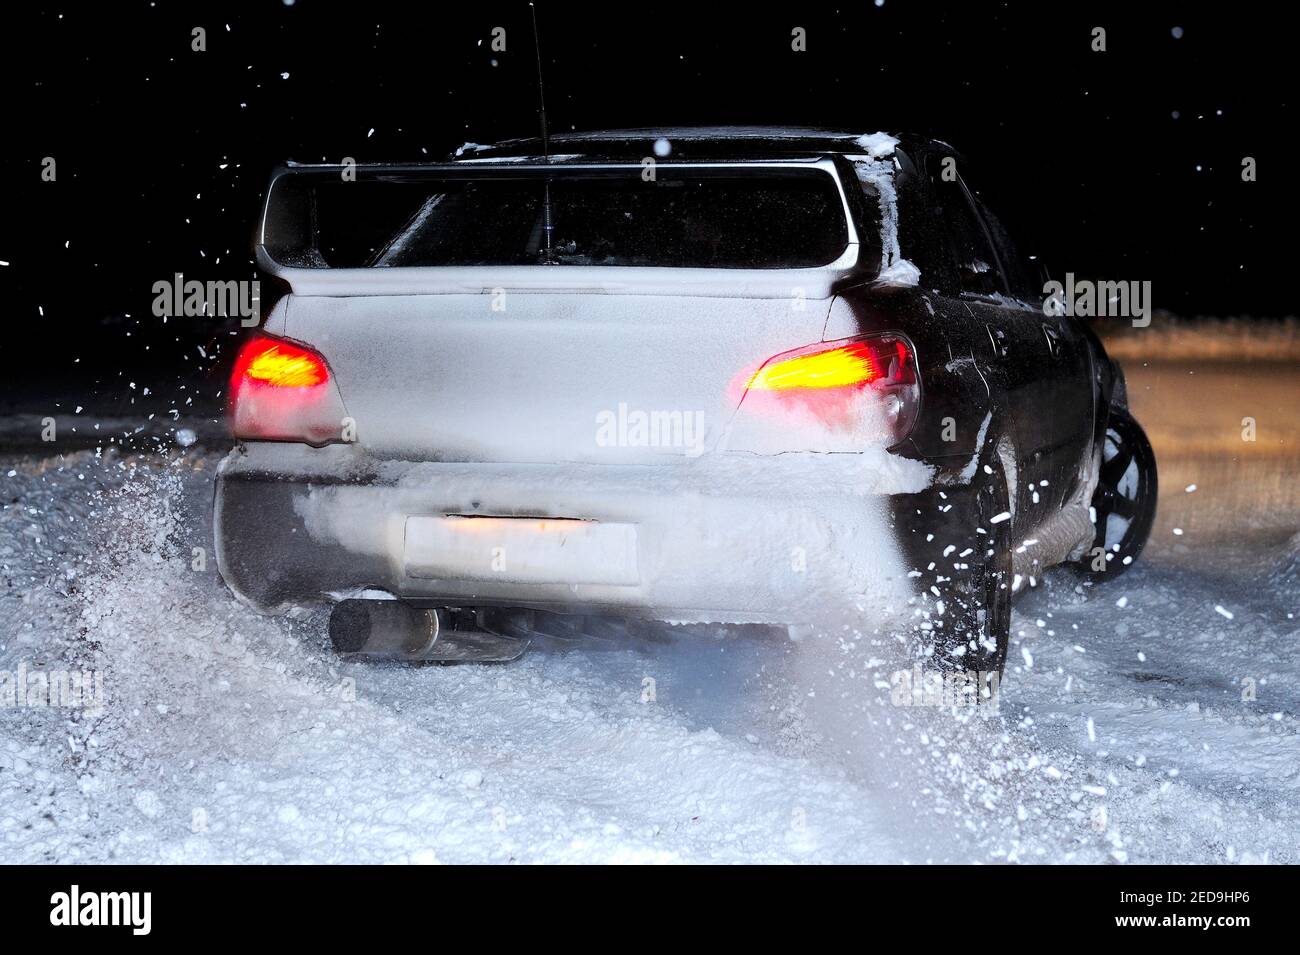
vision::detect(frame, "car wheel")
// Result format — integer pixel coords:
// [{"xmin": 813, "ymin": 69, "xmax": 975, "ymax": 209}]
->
[{"xmin": 1076, "ymin": 407, "xmax": 1158, "ymax": 582}]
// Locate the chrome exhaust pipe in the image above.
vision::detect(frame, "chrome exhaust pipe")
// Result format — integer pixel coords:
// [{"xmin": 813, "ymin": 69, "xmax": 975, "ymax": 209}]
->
[
  {"xmin": 329, "ymin": 600, "xmax": 529, "ymax": 663},
  {"xmin": 329, "ymin": 599, "xmax": 440, "ymax": 659}
]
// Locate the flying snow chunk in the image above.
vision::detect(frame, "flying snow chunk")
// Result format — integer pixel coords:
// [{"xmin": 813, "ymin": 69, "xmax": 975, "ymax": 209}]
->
[
  {"xmin": 1214, "ymin": 605, "xmax": 1234, "ymax": 620},
  {"xmin": 874, "ymin": 259, "xmax": 921, "ymax": 288},
  {"xmin": 854, "ymin": 131, "xmax": 898, "ymax": 158},
  {"xmin": 989, "ymin": 511, "xmax": 1011, "ymax": 524},
  {"xmin": 653, "ymin": 137, "xmax": 672, "ymax": 158},
  {"xmin": 176, "ymin": 428, "xmax": 197, "ymax": 448}
]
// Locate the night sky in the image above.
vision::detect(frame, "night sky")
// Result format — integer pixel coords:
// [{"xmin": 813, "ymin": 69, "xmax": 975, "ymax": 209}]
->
[{"xmin": 0, "ymin": 1, "xmax": 1293, "ymax": 405}]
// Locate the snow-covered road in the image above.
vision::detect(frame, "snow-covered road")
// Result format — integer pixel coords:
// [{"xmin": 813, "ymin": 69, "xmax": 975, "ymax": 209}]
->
[{"xmin": 2, "ymin": 376, "xmax": 1297, "ymax": 862}]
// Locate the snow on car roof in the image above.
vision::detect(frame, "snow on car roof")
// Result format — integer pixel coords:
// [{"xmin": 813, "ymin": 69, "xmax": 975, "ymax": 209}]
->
[
  {"xmin": 548, "ymin": 126, "xmax": 871, "ymax": 141},
  {"xmin": 452, "ymin": 127, "xmax": 905, "ymax": 162}
]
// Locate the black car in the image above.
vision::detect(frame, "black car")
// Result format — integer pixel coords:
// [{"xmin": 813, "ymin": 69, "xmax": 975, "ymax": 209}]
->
[{"xmin": 215, "ymin": 127, "xmax": 1157, "ymax": 675}]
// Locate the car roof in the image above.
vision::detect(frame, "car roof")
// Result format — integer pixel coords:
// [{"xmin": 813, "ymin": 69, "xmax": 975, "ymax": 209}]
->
[{"xmin": 450, "ymin": 127, "xmax": 942, "ymax": 163}]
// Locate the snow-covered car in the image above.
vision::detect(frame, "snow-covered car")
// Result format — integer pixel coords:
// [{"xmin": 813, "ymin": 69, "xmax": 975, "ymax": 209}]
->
[{"xmin": 214, "ymin": 127, "xmax": 1157, "ymax": 672}]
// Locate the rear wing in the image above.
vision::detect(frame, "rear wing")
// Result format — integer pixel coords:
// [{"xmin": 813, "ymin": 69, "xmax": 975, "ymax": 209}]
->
[{"xmin": 255, "ymin": 159, "xmax": 877, "ymax": 298}]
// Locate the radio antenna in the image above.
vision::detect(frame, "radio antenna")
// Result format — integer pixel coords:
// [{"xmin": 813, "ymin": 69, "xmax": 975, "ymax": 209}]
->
[{"xmin": 530, "ymin": 2, "xmax": 555, "ymax": 262}]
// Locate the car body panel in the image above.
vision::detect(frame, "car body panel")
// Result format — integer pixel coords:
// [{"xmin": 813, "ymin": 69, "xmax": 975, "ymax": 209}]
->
[
  {"xmin": 214, "ymin": 441, "xmax": 929, "ymax": 622},
  {"xmin": 277, "ymin": 290, "xmax": 837, "ymax": 464}
]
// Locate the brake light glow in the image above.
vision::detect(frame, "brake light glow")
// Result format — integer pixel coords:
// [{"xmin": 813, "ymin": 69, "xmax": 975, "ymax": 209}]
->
[
  {"xmin": 229, "ymin": 334, "xmax": 348, "ymax": 446},
  {"xmin": 728, "ymin": 333, "xmax": 920, "ymax": 450},
  {"xmin": 241, "ymin": 341, "xmax": 329, "ymax": 388},
  {"xmin": 747, "ymin": 340, "xmax": 896, "ymax": 391}
]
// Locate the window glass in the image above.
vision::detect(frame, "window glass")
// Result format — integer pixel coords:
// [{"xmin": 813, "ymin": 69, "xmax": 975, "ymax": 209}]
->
[
  {"xmin": 925, "ymin": 156, "xmax": 1003, "ymax": 297},
  {"xmin": 969, "ymin": 193, "xmax": 1041, "ymax": 302},
  {"xmin": 265, "ymin": 169, "xmax": 854, "ymax": 270},
  {"xmin": 893, "ymin": 154, "xmax": 955, "ymax": 291}
]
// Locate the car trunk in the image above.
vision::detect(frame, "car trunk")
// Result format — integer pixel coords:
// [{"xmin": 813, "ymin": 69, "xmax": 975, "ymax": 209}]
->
[
  {"xmin": 258, "ymin": 160, "xmax": 868, "ymax": 463},
  {"xmin": 281, "ymin": 289, "xmax": 836, "ymax": 463}
]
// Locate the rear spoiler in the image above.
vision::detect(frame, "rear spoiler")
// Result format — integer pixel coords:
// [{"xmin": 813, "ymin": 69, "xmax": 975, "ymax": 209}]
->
[{"xmin": 255, "ymin": 159, "xmax": 871, "ymax": 298}]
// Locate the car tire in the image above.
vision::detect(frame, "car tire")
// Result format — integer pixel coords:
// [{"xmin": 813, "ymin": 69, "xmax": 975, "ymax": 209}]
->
[{"xmin": 1074, "ymin": 407, "xmax": 1158, "ymax": 583}]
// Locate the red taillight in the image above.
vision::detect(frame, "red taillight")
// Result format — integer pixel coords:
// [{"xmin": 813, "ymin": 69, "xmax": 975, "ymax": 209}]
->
[
  {"xmin": 729, "ymin": 333, "xmax": 919, "ymax": 450},
  {"xmin": 229, "ymin": 334, "xmax": 348, "ymax": 445},
  {"xmin": 235, "ymin": 339, "xmax": 329, "ymax": 388},
  {"xmin": 746, "ymin": 338, "xmax": 909, "ymax": 392}
]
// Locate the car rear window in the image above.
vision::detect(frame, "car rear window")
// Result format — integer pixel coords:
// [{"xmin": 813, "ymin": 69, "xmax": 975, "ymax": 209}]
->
[{"xmin": 263, "ymin": 167, "xmax": 854, "ymax": 270}]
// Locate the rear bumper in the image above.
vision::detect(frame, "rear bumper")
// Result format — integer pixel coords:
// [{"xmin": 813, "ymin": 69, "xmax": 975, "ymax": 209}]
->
[{"xmin": 214, "ymin": 443, "xmax": 932, "ymax": 625}]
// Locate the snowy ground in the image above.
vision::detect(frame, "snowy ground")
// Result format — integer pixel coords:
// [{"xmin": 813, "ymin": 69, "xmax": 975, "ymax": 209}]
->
[{"xmin": 1, "ymin": 360, "xmax": 1297, "ymax": 864}]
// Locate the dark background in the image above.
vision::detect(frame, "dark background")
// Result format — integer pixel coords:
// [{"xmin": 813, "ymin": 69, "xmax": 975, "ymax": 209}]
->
[{"xmin": 0, "ymin": 1, "xmax": 1293, "ymax": 416}]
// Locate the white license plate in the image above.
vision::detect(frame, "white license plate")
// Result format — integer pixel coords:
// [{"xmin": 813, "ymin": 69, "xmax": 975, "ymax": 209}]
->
[{"xmin": 404, "ymin": 515, "xmax": 640, "ymax": 585}]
